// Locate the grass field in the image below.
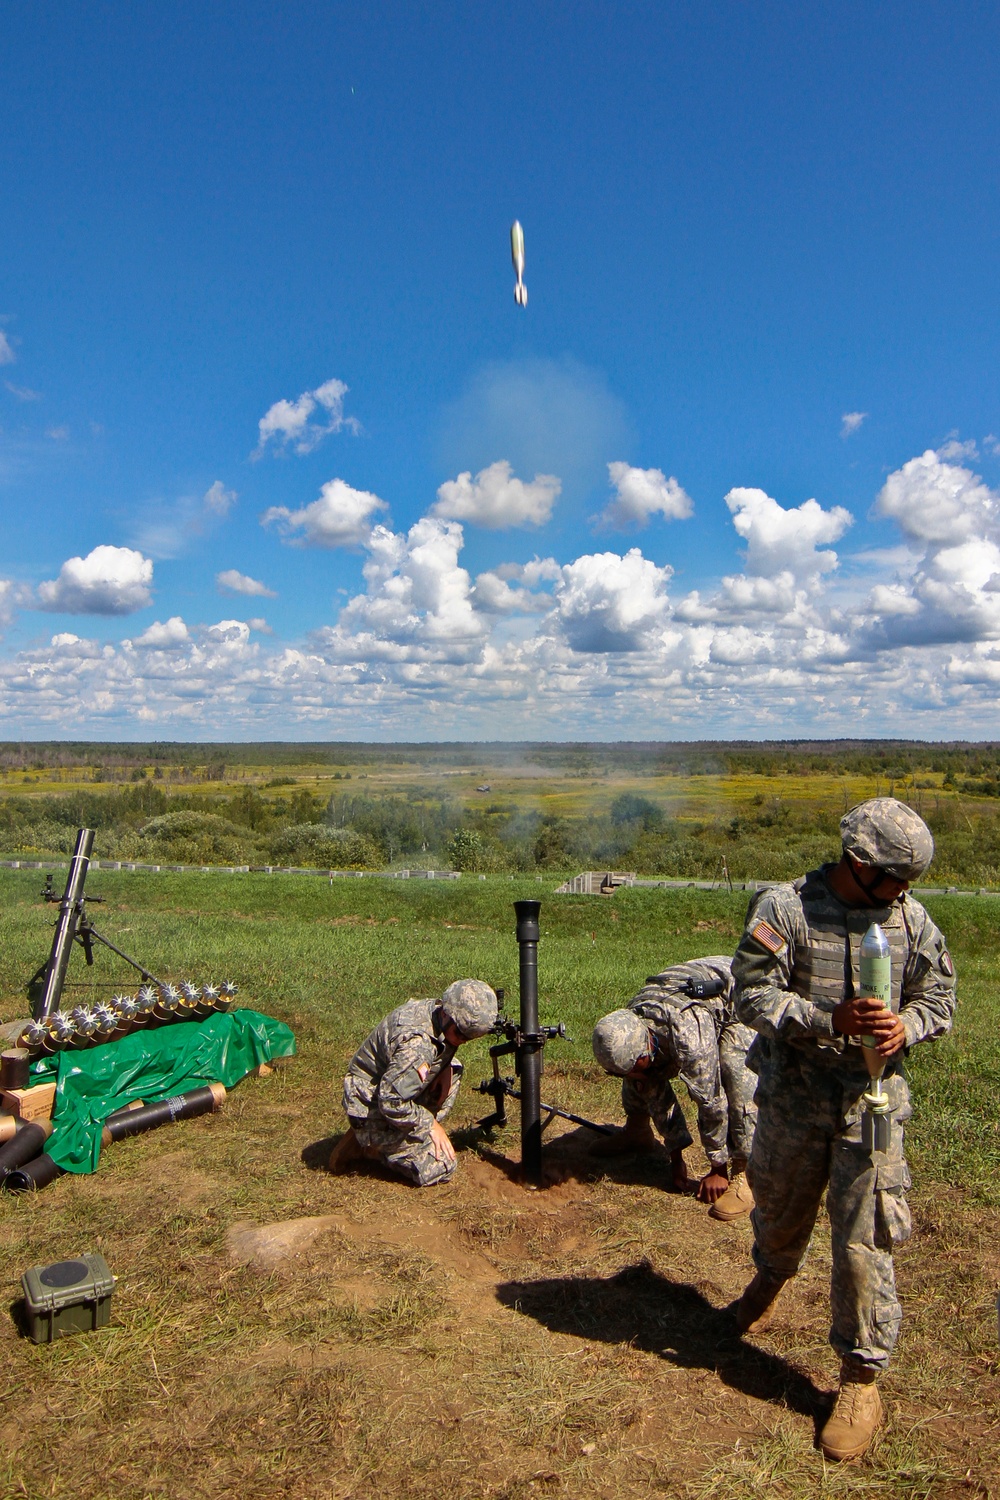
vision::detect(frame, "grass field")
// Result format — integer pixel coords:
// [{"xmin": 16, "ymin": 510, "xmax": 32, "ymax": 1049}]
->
[
  {"xmin": 4, "ymin": 739, "xmax": 1000, "ymax": 887},
  {"xmin": 0, "ymin": 869, "xmax": 997, "ymax": 1498}
]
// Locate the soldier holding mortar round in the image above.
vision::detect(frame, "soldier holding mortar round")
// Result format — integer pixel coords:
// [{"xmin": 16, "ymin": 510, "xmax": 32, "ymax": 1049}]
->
[{"xmin": 731, "ymin": 798, "xmax": 956, "ymax": 1462}]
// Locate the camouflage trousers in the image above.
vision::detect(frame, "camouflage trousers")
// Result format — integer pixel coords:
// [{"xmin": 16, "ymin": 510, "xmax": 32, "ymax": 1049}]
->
[
  {"xmin": 621, "ymin": 1020, "xmax": 758, "ymax": 1162},
  {"xmin": 351, "ymin": 1061, "xmax": 463, "ymax": 1187},
  {"xmin": 747, "ymin": 1043, "xmax": 913, "ymax": 1371}
]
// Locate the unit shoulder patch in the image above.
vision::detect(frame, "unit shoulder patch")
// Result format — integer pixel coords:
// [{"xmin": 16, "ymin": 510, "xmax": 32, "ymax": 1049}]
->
[
  {"xmin": 750, "ymin": 920, "xmax": 788, "ymax": 956},
  {"xmin": 939, "ymin": 949, "xmax": 954, "ymax": 977}
]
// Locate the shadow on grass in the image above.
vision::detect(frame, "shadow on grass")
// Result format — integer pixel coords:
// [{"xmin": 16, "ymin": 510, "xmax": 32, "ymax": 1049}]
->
[
  {"xmin": 496, "ymin": 1259, "xmax": 829, "ymax": 1426},
  {"xmin": 301, "ymin": 1134, "xmax": 340, "ymax": 1172}
]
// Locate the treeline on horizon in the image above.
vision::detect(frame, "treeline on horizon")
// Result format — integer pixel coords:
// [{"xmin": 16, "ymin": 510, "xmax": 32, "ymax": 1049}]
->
[
  {"xmin": 4, "ymin": 738, "xmax": 1000, "ymax": 780},
  {"xmin": 2, "ymin": 752, "xmax": 1000, "ymax": 887}
]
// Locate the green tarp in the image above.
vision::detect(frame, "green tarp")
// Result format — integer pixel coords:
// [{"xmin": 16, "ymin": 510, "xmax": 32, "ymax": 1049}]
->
[{"xmin": 31, "ymin": 1010, "xmax": 296, "ymax": 1173}]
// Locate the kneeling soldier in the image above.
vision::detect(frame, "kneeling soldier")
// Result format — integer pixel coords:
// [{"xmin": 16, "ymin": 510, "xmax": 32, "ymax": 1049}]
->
[
  {"xmin": 331, "ymin": 979, "xmax": 498, "ymax": 1186},
  {"xmin": 591, "ymin": 956, "xmax": 757, "ymax": 1221}
]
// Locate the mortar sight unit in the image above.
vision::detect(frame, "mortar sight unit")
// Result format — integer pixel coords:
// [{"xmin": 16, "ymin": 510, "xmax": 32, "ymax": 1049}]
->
[{"xmin": 477, "ymin": 899, "xmax": 612, "ymax": 1188}]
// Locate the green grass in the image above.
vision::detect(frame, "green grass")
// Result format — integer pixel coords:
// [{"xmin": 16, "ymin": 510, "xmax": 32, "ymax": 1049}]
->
[{"xmin": 0, "ymin": 870, "xmax": 996, "ymax": 1498}]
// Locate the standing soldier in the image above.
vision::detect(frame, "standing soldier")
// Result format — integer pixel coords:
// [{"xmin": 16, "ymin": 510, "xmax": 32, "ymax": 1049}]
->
[
  {"xmin": 330, "ymin": 979, "xmax": 498, "ymax": 1186},
  {"xmin": 732, "ymin": 799, "xmax": 956, "ymax": 1461},
  {"xmin": 591, "ymin": 956, "xmax": 757, "ymax": 1222}
]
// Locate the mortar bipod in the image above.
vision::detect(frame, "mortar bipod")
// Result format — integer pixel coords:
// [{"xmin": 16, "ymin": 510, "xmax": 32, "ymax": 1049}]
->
[{"xmin": 476, "ymin": 899, "xmax": 614, "ymax": 1188}]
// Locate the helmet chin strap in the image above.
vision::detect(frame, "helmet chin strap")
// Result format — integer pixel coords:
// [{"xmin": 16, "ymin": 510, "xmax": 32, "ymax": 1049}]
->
[{"xmin": 848, "ymin": 858, "xmax": 894, "ymax": 903}]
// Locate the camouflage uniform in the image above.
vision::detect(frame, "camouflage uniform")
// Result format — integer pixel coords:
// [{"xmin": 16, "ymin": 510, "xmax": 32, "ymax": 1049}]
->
[
  {"xmin": 621, "ymin": 957, "xmax": 757, "ymax": 1170},
  {"xmin": 343, "ymin": 999, "xmax": 463, "ymax": 1187},
  {"xmin": 733, "ymin": 867, "xmax": 956, "ymax": 1370}
]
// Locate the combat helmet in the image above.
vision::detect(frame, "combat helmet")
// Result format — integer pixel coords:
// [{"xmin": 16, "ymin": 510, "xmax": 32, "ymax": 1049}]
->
[
  {"xmin": 840, "ymin": 797, "xmax": 934, "ymax": 881},
  {"xmin": 592, "ymin": 1009, "xmax": 652, "ymax": 1076},
  {"xmin": 440, "ymin": 979, "xmax": 498, "ymax": 1040}
]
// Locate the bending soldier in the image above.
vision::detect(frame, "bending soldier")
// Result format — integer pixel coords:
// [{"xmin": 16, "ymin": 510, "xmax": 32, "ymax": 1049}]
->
[
  {"xmin": 591, "ymin": 956, "xmax": 757, "ymax": 1222},
  {"xmin": 731, "ymin": 798, "xmax": 956, "ymax": 1462},
  {"xmin": 330, "ymin": 979, "xmax": 498, "ymax": 1186}
]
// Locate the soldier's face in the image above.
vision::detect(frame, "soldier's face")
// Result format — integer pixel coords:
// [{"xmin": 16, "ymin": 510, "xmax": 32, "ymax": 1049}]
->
[
  {"xmin": 625, "ymin": 1041, "xmax": 655, "ymax": 1079},
  {"xmin": 442, "ymin": 1021, "xmax": 466, "ymax": 1047},
  {"xmin": 846, "ymin": 857, "xmax": 909, "ymax": 906},
  {"xmin": 869, "ymin": 873, "xmax": 909, "ymax": 903}
]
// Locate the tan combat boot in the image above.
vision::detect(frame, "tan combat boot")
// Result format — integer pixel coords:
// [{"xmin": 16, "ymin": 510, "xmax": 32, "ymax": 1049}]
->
[
  {"xmin": 734, "ymin": 1269, "xmax": 788, "ymax": 1334},
  {"xmin": 328, "ymin": 1127, "xmax": 365, "ymax": 1173},
  {"xmin": 709, "ymin": 1165, "xmax": 755, "ymax": 1222},
  {"xmin": 819, "ymin": 1361, "xmax": 884, "ymax": 1461},
  {"xmin": 590, "ymin": 1111, "xmax": 657, "ymax": 1157}
]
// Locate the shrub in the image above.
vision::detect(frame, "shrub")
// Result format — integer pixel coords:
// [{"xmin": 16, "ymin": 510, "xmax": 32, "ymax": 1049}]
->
[{"xmin": 267, "ymin": 823, "xmax": 380, "ymax": 869}]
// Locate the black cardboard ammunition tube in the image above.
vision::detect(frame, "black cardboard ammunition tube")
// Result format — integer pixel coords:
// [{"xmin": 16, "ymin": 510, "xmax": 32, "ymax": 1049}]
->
[
  {"xmin": 0, "ymin": 1049, "xmax": 31, "ymax": 1090},
  {"xmin": 105, "ymin": 1099, "xmax": 145, "ymax": 1122},
  {"xmin": 5, "ymin": 1153, "xmax": 64, "ymax": 1192},
  {"xmin": 101, "ymin": 1083, "xmax": 225, "ymax": 1146},
  {"xmin": 0, "ymin": 1120, "xmax": 53, "ymax": 1177}
]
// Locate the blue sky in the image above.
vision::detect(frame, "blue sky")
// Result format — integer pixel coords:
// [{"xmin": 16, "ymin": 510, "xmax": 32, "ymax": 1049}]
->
[{"xmin": 2, "ymin": 3, "xmax": 999, "ymax": 739}]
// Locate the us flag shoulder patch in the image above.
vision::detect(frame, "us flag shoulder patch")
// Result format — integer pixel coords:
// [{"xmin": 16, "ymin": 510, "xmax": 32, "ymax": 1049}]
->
[{"xmin": 751, "ymin": 920, "xmax": 787, "ymax": 955}]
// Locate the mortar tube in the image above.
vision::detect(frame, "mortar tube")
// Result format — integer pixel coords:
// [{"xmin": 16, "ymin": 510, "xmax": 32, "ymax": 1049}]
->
[
  {"xmin": 514, "ymin": 900, "xmax": 543, "ymax": 1189},
  {"xmin": 0, "ymin": 1119, "xmax": 53, "ymax": 1178},
  {"xmin": 5, "ymin": 1153, "xmax": 64, "ymax": 1193},
  {"xmin": 36, "ymin": 827, "xmax": 95, "ymax": 1021},
  {"xmin": 101, "ymin": 1083, "xmax": 225, "ymax": 1146}
]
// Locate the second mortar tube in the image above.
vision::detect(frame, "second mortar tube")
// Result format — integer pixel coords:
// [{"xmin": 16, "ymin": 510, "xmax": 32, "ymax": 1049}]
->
[{"xmin": 514, "ymin": 899, "xmax": 542, "ymax": 1188}]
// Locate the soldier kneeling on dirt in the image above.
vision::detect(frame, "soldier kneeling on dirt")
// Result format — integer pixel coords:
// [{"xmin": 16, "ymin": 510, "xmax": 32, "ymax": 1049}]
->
[
  {"xmin": 591, "ymin": 956, "xmax": 757, "ymax": 1223},
  {"xmin": 330, "ymin": 980, "xmax": 499, "ymax": 1187}
]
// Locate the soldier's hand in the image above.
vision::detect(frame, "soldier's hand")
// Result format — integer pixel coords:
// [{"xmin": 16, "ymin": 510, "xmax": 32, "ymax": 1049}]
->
[
  {"xmin": 832, "ymin": 996, "xmax": 906, "ymax": 1056},
  {"xmin": 669, "ymin": 1149, "xmax": 693, "ymax": 1193},
  {"xmin": 695, "ymin": 1170, "xmax": 730, "ymax": 1204},
  {"xmin": 430, "ymin": 1121, "xmax": 456, "ymax": 1166}
]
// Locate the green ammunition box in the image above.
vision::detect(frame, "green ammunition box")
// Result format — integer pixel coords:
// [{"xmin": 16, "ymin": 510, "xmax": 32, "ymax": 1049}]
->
[{"xmin": 21, "ymin": 1253, "xmax": 115, "ymax": 1344}]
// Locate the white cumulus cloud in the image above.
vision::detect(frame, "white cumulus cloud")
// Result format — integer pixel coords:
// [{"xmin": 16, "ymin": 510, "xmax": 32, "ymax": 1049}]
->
[
  {"xmin": 555, "ymin": 550, "xmax": 674, "ymax": 653},
  {"xmin": 0, "ymin": 579, "xmax": 17, "ymax": 628},
  {"xmin": 216, "ymin": 569, "xmax": 277, "ymax": 598},
  {"xmin": 254, "ymin": 378, "xmax": 361, "ymax": 457},
  {"xmin": 596, "ymin": 462, "xmax": 693, "ymax": 529},
  {"xmin": 37, "ymin": 545, "xmax": 154, "ymax": 615},
  {"xmin": 877, "ymin": 450, "xmax": 998, "ymax": 545},
  {"xmin": 11, "ymin": 446, "xmax": 1000, "ymax": 739},
  {"xmin": 725, "ymin": 487, "xmax": 852, "ymax": 581},
  {"xmin": 857, "ymin": 452, "xmax": 1000, "ymax": 648},
  {"xmin": 432, "ymin": 460, "xmax": 561, "ymax": 529},
  {"xmin": 262, "ymin": 478, "xmax": 388, "ymax": 548},
  {"xmin": 134, "ymin": 617, "xmax": 190, "ymax": 648},
  {"xmin": 0, "ymin": 331, "xmax": 15, "ymax": 365},
  {"xmin": 316, "ymin": 517, "xmax": 484, "ymax": 665},
  {"xmin": 841, "ymin": 411, "xmax": 868, "ymax": 438}
]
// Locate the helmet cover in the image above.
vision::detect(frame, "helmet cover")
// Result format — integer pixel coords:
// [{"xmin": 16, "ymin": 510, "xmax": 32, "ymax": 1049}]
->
[
  {"xmin": 592, "ymin": 1009, "xmax": 652, "ymax": 1075},
  {"xmin": 440, "ymin": 979, "xmax": 498, "ymax": 1039},
  {"xmin": 840, "ymin": 797, "xmax": 934, "ymax": 880}
]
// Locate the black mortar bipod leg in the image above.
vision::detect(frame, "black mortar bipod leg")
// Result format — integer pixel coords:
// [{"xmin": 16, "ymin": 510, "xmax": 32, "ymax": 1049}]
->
[{"xmin": 514, "ymin": 899, "xmax": 542, "ymax": 1188}]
